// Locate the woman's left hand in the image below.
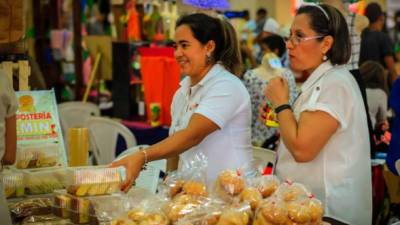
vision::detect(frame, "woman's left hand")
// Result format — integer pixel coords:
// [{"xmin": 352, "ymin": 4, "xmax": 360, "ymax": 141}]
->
[
  {"xmin": 265, "ymin": 77, "xmax": 290, "ymax": 108},
  {"xmin": 110, "ymin": 152, "xmax": 145, "ymax": 192}
]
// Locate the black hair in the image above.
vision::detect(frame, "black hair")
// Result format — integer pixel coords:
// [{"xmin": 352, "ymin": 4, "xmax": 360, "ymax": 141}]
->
[
  {"xmin": 365, "ymin": 3, "xmax": 383, "ymax": 24},
  {"xmin": 176, "ymin": 13, "xmax": 242, "ymax": 76},
  {"xmin": 260, "ymin": 35, "xmax": 286, "ymax": 57},
  {"xmin": 257, "ymin": 8, "xmax": 267, "ymax": 16},
  {"xmin": 297, "ymin": 4, "xmax": 351, "ymax": 65},
  {"xmin": 243, "ymin": 10, "xmax": 250, "ymax": 18},
  {"xmin": 360, "ymin": 61, "xmax": 386, "ymax": 90}
]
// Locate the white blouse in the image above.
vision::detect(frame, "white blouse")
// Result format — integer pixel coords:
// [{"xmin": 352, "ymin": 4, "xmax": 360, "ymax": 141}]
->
[
  {"xmin": 170, "ymin": 64, "xmax": 253, "ymax": 182},
  {"xmin": 275, "ymin": 61, "xmax": 372, "ymax": 225}
]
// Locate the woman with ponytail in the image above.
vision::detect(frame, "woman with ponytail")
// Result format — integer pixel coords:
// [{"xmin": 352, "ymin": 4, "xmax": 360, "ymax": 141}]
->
[{"xmin": 113, "ymin": 13, "xmax": 253, "ymax": 189}]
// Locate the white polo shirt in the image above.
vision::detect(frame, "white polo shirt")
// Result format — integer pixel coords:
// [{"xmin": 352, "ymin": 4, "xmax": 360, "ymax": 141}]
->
[
  {"xmin": 170, "ymin": 64, "xmax": 253, "ymax": 182},
  {"xmin": 275, "ymin": 61, "xmax": 372, "ymax": 225}
]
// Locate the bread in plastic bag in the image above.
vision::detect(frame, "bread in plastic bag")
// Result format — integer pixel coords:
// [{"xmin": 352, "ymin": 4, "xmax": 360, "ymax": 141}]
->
[
  {"xmin": 275, "ymin": 181, "xmax": 309, "ymax": 202},
  {"xmin": 239, "ymin": 187, "xmax": 262, "ymax": 211},
  {"xmin": 9, "ymin": 197, "xmax": 53, "ymax": 221},
  {"xmin": 216, "ymin": 203, "xmax": 252, "ymax": 225},
  {"xmin": 253, "ymin": 196, "xmax": 289, "ymax": 225},
  {"xmin": 20, "ymin": 214, "xmax": 72, "ymax": 225},
  {"xmin": 65, "ymin": 166, "xmax": 125, "ymax": 196},
  {"xmin": 16, "ymin": 144, "xmax": 60, "ymax": 169},
  {"xmin": 248, "ymin": 175, "xmax": 280, "ymax": 199},
  {"xmin": 1, "ymin": 170, "xmax": 24, "ymax": 198},
  {"xmin": 214, "ymin": 170, "xmax": 246, "ymax": 202}
]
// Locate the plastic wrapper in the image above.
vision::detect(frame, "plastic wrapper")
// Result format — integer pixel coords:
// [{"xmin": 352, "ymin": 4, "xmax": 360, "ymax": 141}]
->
[
  {"xmin": 70, "ymin": 194, "xmax": 91, "ymax": 224},
  {"xmin": 239, "ymin": 187, "xmax": 262, "ymax": 211},
  {"xmin": 247, "ymin": 175, "xmax": 280, "ymax": 199},
  {"xmin": 287, "ymin": 197, "xmax": 324, "ymax": 225},
  {"xmin": 275, "ymin": 181, "xmax": 309, "ymax": 202},
  {"xmin": 253, "ymin": 196, "xmax": 289, "ymax": 225},
  {"xmin": 1, "ymin": 170, "xmax": 24, "ymax": 198},
  {"xmin": 111, "ymin": 192, "xmax": 170, "ymax": 225},
  {"xmin": 16, "ymin": 144, "xmax": 60, "ymax": 169},
  {"xmin": 164, "ymin": 194, "xmax": 209, "ymax": 223},
  {"xmin": 160, "ymin": 153, "xmax": 209, "ymax": 200},
  {"xmin": 176, "ymin": 198, "xmax": 225, "ymax": 225},
  {"xmin": 89, "ymin": 193, "xmax": 129, "ymax": 225},
  {"xmin": 65, "ymin": 166, "xmax": 125, "ymax": 196},
  {"xmin": 9, "ymin": 197, "xmax": 53, "ymax": 221},
  {"xmin": 20, "ymin": 214, "xmax": 72, "ymax": 225},
  {"xmin": 216, "ymin": 203, "xmax": 252, "ymax": 225},
  {"xmin": 213, "ymin": 170, "xmax": 246, "ymax": 203},
  {"xmin": 24, "ymin": 167, "xmax": 66, "ymax": 195},
  {"xmin": 53, "ymin": 192, "xmax": 72, "ymax": 218}
]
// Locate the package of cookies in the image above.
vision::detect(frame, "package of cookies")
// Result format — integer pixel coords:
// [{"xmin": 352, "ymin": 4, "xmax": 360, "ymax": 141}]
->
[
  {"xmin": 287, "ymin": 197, "xmax": 324, "ymax": 225},
  {"xmin": 247, "ymin": 175, "xmax": 280, "ymax": 199},
  {"xmin": 274, "ymin": 181, "xmax": 309, "ymax": 202},
  {"xmin": 9, "ymin": 197, "xmax": 53, "ymax": 222},
  {"xmin": 24, "ymin": 167, "xmax": 66, "ymax": 195},
  {"xmin": 216, "ymin": 203, "xmax": 252, "ymax": 225},
  {"xmin": 213, "ymin": 170, "xmax": 246, "ymax": 202},
  {"xmin": 176, "ymin": 198, "xmax": 225, "ymax": 225},
  {"xmin": 53, "ymin": 191, "xmax": 72, "ymax": 218},
  {"xmin": 122, "ymin": 194, "xmax": 170, "ymax": 225},
  {"xmin": 253, "ymin": 196, "xmax": 289, "ymax": 225},
  {"xmin": 1, "ymin": 170, "xmax": 25, "ymax": 198},
  {"xmin": 65, "ymin": 166, "xmax": 125, "ymax": 196},
  {"xmin": 20, "ymin": 214, "xmax": 72, "ymax": 225},
  {"xmin": 160, "ymin": 153, "xmax": 209, "ymax": 200},
  {"xmin": 164, "ymin": 194, "xmax": 208, "ymax": 223},
  {"xmin": 239, "ymin": 187, "xmax": 262, "ymax": 211},
  {"xmin": 16, "ymin": 144, "xmax": 61, "ymax": 169}
]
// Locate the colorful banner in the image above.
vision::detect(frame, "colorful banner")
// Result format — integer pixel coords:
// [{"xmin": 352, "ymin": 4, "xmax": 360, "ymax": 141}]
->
[{"xmin": 15, "ymin": 90, "xmax": 67, "ymax": 169}]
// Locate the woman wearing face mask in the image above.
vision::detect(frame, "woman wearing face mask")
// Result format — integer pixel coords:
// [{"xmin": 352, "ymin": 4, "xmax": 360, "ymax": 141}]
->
[
  {"xmin": 112, "ymin": 13, "xmax": 253, "ymax": 190},
  {"xmin": 265, "ymin": 4, "xmax": 372, "ymax": 225}
]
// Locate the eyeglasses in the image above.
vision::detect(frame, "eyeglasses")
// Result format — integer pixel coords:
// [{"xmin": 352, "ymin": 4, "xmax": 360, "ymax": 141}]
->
[{"xmin": 285, "ymin": 34, "xmax": 325, "ymax": 46}]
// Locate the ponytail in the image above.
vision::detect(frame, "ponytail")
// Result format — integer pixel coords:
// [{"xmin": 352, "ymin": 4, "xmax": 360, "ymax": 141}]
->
[{"xmin": 218, "ymin": 19, "xmax": 243, "ymax": 76}]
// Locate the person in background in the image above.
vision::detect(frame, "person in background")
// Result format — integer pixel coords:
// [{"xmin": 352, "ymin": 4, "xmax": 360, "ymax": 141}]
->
[
  {"xmin": 360, "ymin": 2, "xmax": 398, "ymax": 84},
  {"xmin": 265, "ymin": 4, "xmax": 371, "ymax": 224},
  {"xmin": 243, "ymin": 35, "xmax": 297, "ymax": 148},
  {"xmin": 360, "ymin": 61, "xmax": 390, "ymax": 151},
  {"xmin": 0, "ymin": 69, "xmax": 18, "ymax": 225},
  {"xmin": 388, "ymin": 10, "xmax": 400, "ymax": 61},
  {"xmin": 112, "ymin": 13, "xmax": 253, "ymax": 190},
  {"xmin": 255, "ymin": 8, "xmax": 267, "ymax": 36}
]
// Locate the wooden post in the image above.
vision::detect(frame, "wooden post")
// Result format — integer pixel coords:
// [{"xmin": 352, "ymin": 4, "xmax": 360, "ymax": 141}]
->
[
  {"xmin": 73, "ymin": 0, "xmax": 83, "ymax": 100},
  {"xmin": 18, "ymin": 60, "xmax": 31, "ymax": 91}
]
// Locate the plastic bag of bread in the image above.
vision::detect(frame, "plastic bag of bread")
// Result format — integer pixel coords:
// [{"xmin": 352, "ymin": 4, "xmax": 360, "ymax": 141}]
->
[
  {"xmin": 216, "ymin": 203, "xmax": 252, "ymax": 225},
  {"xmin": 286, "ymin": 197, "xmax": 324, "ymax": 225},
  {"xmin": 253, "ymin": 196, "xmax": 289, "ymax": 225},
  {"xmin": 1, "ymin": 170, "xmax": 24, "ymax": 198},
  {"xmin": 9, "ymin": 197, "xmax": 53, "ymax": 221},
  {"xmin": 176, "ymin": 198, "xmax": 225, "ymax": 225},
  {"xmin": 239, "ymin": 187, "xmax": 262, "ymax": 211},
  {"xmin": 274, "ymin": 181, "xmax": 309, "ymax": 202},
  {"xmin": 164, "ymin": 194, "xmax": 209, "ymax": 223},
  {"xmin": 20, "ymin": 214, "xmax": 71, "ymax": 225},
  {"xmin": 248, "ymin": 175, "xmax": 280, "ymax": 199},
  {"xmin": 213, "ymin": 170, "xmax": 246, "ymax": 202},
  {"xmin": 65, "ymin": 166, "xmax": 125, "ymax": 196},
  {"xmin": 124, "ymin": 193, "xmax": 170, "ymax": 225},
  {"xmin": 160, "ymin": 153, "xmax": 208, "ymax": 199}
]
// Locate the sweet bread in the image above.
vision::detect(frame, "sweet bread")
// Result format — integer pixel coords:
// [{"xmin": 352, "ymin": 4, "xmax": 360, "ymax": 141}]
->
[
  {"xmin": 182, "ymin": 180, "xmax": 207, "ymax": 197},
  {"xmin": 239, "ymin": 188, "xmax": 262, "ymax": 211}
]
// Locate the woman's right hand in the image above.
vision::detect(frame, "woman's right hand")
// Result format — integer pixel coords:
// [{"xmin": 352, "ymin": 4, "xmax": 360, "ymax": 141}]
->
[{"xmin": 110, "ymin": 151, "xmax": 145, "ymax": 192}]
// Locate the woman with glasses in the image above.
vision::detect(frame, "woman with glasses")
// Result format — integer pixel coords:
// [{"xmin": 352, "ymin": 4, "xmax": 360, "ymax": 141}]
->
[{"xmin": 265, "ymin": 4, "xmax": 372, "ymax": 225}]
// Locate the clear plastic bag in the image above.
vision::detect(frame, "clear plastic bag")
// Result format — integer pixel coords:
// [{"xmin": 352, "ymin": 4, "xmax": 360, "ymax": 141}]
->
[
  {"xmin": 247, "ymin": 175, "xmax": 280, "ymax": 199},
  {"xmin": 65, "ymin": 166, "xmax": 125, "ymax": 196},
  {"xmin": 1, "ymin": 170, "xmax": 24, "ymax": 198},
  {"xmin": 213, "ymin": 170, "xmax": 246, "ymax": 203},
  {"xmin": 9, "ymin": 197, "xmax": 53, "ymax": 221},
  {"xmin": 160, "ymin": 152, "xmax": 209, "ymax": 200},
  {"xmin": 24, "ymin": 167, "xmax": 66, "ymax": 195},
  {"xmin": 16, "ymin": 143, "xmax": 61, "ymax": 169},
  {"xmin": 20, "ymin": 214, "xmax": 72, "ymax": 225},
  {"xmin": 216, "ymin": 203, "xmax": 252, "ymax": 225},
  {"xmin": 274, "ymin": 181, "xmax": 309, "ymax": 202},
  {"xmin": 253, "ymin": 196, "xmax": 289, "ymax": 225}
]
